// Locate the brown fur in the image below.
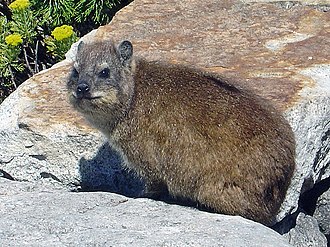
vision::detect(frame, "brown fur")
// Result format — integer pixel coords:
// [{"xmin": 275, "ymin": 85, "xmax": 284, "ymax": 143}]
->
[{"xmin": 67, "ymin": 39, "xmax": 295, "ymax": 225}]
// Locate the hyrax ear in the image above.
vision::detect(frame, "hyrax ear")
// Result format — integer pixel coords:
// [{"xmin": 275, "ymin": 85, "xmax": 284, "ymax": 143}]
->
[
  {"xmin": 77, "ymin": 40, "xmax": 85, "ymax": 53},
  {"xmin": 118, "ymin": 40, "xmax": 133, "ymax": 66}
]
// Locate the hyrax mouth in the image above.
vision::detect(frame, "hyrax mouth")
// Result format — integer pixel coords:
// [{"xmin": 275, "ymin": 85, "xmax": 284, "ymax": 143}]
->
[{"xmin": 72, "ymin": 93, "xmax": 102, "ymax": 101}]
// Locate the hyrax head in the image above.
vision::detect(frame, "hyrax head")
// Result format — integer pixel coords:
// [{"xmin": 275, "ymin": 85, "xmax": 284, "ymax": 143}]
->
[{"xmin": 67, "ymin": 40, "xmax": 135, "ymax": 121}]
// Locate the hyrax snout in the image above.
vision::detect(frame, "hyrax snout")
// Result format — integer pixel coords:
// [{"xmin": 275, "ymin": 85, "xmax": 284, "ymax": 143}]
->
[{"xmin": 67, "ymin": 39, "xmax": 296, "ymax": 225}]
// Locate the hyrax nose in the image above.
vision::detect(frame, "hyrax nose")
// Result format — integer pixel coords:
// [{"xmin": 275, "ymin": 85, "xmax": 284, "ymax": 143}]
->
[{"xmin": 76, "ymin": 83, "xmax": 90, "ymax": 99}]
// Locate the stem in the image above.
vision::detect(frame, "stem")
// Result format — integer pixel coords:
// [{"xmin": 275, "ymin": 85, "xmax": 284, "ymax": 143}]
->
[
  {"xmin": 34, "ymin": 40, "xmax": 39, "ymax": 74},
  {"xmin": 23, "ymin": 45, "xmax": 34, "ymax": 75},
  {"xmin": 8, "ymin": 66, "xmax": 17, "ymax": 88}
]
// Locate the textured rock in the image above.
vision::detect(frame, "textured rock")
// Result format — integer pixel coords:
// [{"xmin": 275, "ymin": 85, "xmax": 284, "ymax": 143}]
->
[
  {"xmin": 282, "ymin": 63, "xmax": 330, "ymax": 219},
  {"xmin": 0, "ymin": 0, "xmax": 329, "ymax": 238},
  {"xmin": 314, "ymin": 187, "xmax": 330, "ymax": 240},
  {"xmin": 284, "ymin": 212, "xmax": 328, "ymax": 247},
  {"xmin": 0, "ymin": 178, "xmax": 293, "ymax": 247}
]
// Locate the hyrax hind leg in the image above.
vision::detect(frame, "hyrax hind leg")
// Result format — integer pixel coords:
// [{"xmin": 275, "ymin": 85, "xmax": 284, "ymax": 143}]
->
[
  {"xmin": 196, "ymin": 180, "xmax": 273, "ymax": 225},
  {"xmin": 143, "ymin": 179, "xmax": 169, "ymax": 200},
  {"xmin": 196, "ymin": 181, "xmax": 248, "ymax": 214}
]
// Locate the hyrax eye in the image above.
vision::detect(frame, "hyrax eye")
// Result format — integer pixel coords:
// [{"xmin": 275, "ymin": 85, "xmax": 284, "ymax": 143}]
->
[{"xmin": 99, "ymin": 68, "xmax": 110, "ymax": 78}]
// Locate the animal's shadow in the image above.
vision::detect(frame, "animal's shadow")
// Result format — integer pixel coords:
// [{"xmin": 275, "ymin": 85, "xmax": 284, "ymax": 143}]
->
[
  {"xmin": 78, "ymin": 143, "xmax": 144, "ymax": 197},
  {"xmin": 77, "ymin": 142, "xmax": 201, "ymax": 210}
]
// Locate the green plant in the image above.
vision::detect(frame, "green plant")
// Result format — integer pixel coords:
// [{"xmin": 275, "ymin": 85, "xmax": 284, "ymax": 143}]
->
[
  {"xmin": 8, "ymin": 0, "xmax": 40, "ymax": 76},
  {"xmin": 0, "ymin": 16, "xmax": 24, "ymax": 89},
  {"xmin": 45, "ymin": 24, "xmax": 78, "ymax": 61},
  {"xmin": 0, "ymin": 27, "xmax": 24, "ymax": 88},
  {"xmin": 0, "ymin": 0, "xmax": 43, "ymax": 93},
  {"xmin": 0, "ymin": 0, "xmax": 130, "ymax": 103},
  {"xmin": 9, "ymin": 0, "xmax": 38, "ymax": 43},
  {"xmin": 75, "ymin": 0, "xmax": 121, "ymax": 25},
  {"xmin": 30, "ymin": 0, "xmax": 126, "ymax": 29},
  {"xmin": 29, "ymin": 0, "xmax": 75, "ymax": 27},
  {"xmin": 0, "ymin": 0, "xmax": 78, "ymax": 91}
]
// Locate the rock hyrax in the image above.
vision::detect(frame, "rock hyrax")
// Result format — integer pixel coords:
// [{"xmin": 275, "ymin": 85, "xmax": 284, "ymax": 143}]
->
[{"xmin": 67, "ymin": 39, "xmax": 295, "ymax": 225}]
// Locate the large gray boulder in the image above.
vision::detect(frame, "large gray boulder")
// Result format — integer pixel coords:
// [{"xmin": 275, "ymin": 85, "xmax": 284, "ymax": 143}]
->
[{"xmin": 0, "ymin": 178, "xmax": 293, "ymax": 247}]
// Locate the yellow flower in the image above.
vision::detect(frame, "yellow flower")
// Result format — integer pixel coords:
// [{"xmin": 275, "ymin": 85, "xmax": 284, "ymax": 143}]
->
[
  {"xmin": 9, "ymin": 0, "xmax": 30, "ymax": 10},
  {"xmin": 5, "ymin": 34, "xmax": 23, "ymax": 46},
  {"xmin": 51, "ymin": 25, "xmax": 74, "ymax": 41}
]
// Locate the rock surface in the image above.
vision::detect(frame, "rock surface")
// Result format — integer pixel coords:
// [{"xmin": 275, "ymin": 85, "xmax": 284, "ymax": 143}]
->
[
  {"xmin": 314, "ymin": 184, "xmax": 330, "ymax": 242},
  {"xmin": 284, "ymin": 213, "xmax": 328, "ymax": 247},
  {"xmin": 0, "ymin": 178, "xmax": 293, "ymax": 247},
  {"xmin": 0, "ymin": 0, "xmax": 329, "ymax": 246}
]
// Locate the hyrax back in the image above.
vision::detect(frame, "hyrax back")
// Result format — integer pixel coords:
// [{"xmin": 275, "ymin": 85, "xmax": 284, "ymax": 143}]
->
[{"xmin": 67, "ymin": 40, "xmax": 295, "ymax": 225}]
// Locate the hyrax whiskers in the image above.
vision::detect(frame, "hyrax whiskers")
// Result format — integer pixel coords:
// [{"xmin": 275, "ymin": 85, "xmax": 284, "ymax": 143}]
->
[{"xmin": 67, "ymin": 39, "xmax": 295, "ymax": 225}]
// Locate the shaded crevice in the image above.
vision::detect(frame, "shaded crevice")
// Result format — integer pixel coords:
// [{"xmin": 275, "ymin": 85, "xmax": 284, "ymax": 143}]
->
[
  {"xmin": 299, "ymin": 176, "xmax": 330, "ymax": 216},
  {"xmin": 18, "ymin": 122, "xmax": 31, "ymax": 130},
  {"xmin": 272, "ymin": 210, "xmax": 299, "ymax": 235},
  {"xmin": 30, "ymin": 154, "xmax": 47, "ymax": 161},
  {"xmin": 40, "ymin": 172, "xmax": 61, "ymax": 183},
  {"xmin": 313, "ymin": 127, "xmax": 330, "ymax": 176},
  {"xmin": 0, "ymin": 169, "xmax": 15, "ymax": 181},
  {"xmin": 272, "ymin": 176, "xmax": 330, "ymax": 236}
]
